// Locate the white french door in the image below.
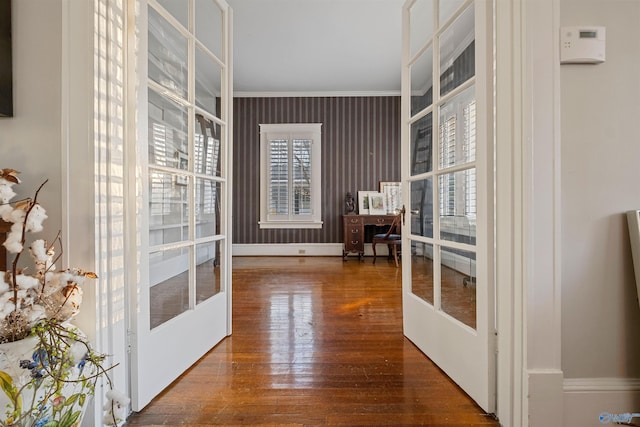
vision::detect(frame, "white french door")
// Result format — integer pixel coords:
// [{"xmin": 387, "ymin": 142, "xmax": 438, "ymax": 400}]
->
[
  {"xmin": 401, "ymin": 0, "xmax": 495, "ymax": 412},
  {"xmin": 129, "ymin": 0, "xmax": 233, "ymax": 410}
]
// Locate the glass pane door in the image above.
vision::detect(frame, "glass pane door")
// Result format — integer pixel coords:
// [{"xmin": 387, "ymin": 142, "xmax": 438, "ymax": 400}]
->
[
  {"xmin": 131, "ymin": 0, "xmax": 232, "ymax": 410},
  {"xmin": 401, "ymin": 0, "xmax": 495, "ymax": 412}
]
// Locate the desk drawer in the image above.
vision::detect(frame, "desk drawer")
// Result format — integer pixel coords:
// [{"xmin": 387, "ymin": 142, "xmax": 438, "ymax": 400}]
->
[
  {"xmin": 344, "ymin": 216, "xmax": 363, "ymax": 225},
  {"xmin": 344, "ymin": 227, "xmax": 363, "ymax": 251},
  {"xmin": 364, "ymin": 216, "xmax": 394, "ymax": 226}
]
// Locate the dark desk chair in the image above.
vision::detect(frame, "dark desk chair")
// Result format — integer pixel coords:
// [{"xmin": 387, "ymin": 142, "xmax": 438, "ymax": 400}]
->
[{"xmin": 372, "ymin": 214, "xmax": 402, "ymax": 267}]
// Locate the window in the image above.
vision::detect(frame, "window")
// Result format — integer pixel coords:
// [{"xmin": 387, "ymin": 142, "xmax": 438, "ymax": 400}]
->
[
  {"xmin": 259, "ymin": 123, "xmax": 322, "ymax": 229},
  {"xmin": 438, "ymin": 94, "xmax": 476, "ymax": 221}
]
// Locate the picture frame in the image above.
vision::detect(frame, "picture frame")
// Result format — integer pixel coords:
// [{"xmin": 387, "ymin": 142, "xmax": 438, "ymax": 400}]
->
[
  {"xmin": 379, "ymin": 181, "xmax": 401, "ymax": 214},
  {"xmin": 367, "ymin": 192, "xmax": 387, "ymax": 215},
  {"xmin": 358, "ymin": 190, "xmax": 371, "ymax": 214}
]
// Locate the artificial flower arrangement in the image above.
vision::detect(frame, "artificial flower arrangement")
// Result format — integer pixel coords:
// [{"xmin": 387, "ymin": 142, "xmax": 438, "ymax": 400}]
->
[{"xmin": 0, "ymin": 169, "xmax": 129, "ymax": 427}]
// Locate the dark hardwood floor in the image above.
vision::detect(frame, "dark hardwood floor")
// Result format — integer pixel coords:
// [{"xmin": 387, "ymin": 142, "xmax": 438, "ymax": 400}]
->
[{"xmin": 126, "ymin": 256, "xmax": 497, "ymax": 427}]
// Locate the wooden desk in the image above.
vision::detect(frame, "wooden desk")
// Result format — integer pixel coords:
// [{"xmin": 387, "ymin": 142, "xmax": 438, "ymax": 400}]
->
[
  {"xmin": 342, "ymin": 214, "xmax": 397, "ymax": 260},
  {"xmin": 0, "ymin": 220, "xmax": 9, "ymax": 271}
]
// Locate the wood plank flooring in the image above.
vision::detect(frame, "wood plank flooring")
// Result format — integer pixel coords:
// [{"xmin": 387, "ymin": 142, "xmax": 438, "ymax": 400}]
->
[{"xmin": 126, "ymin": 256, "xmax": 498, "ymax": 427}]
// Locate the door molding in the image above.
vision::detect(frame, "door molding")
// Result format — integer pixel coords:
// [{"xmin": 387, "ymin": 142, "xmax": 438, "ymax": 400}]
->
[
  {"xmin": 495, "ymin": 0, "xmax": 563, "ymax": 426},
  {"xmin": 61, "ymin": 0, "xmax": 130, "ymax": 425}
]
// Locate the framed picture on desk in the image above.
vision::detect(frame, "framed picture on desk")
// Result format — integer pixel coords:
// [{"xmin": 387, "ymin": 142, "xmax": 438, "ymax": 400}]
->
[
  {"xmin": 357, "ymin": 191, "xmax": 371, "ymax": 214},
  {"xmin": 368, "ymin": 192, "xmax": 387, "ymax": 215},
  {"xmin": 359, "ymin": 191, "xmax": 388, "ymax": 215},
  {"xmin": 380, "ymin": 181, "xmax": 401, "ymax": 214}
]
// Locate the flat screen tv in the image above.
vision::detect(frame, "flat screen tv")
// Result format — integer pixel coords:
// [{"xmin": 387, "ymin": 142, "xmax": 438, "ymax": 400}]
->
[{"xmin": 0, "ymin": 0, "xmax": 12, "ymax": 117}]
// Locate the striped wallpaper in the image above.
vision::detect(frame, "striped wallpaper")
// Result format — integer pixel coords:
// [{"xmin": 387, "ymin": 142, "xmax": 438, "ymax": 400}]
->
[{"xmin": 233, "ymin": 96, "xmax": 401, "ymax": 244}]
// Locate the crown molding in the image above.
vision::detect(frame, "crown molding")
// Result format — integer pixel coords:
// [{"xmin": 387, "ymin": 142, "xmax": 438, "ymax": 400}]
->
[{"xmin": 233, "ymin": 90, "xmax": 401, "ymax": 98}]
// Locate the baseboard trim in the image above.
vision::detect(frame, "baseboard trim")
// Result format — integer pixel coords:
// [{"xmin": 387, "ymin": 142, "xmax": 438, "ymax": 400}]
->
[
  {"xmin": 232, "ymin": 243, "xmax": 392, "ymax": 257},
  {"xmin": 233, "ymin": 243, "xmax": 342, "ymax": 257},
  {"xmin": 528, "ymin": 369, "xmax": 564, "ymax": 427},
  {"xmin": 563, "ymin": 378, "xmax": 640, "ymax": 426},
  {"xmin": 564, "ymin": 377, "xmax": 640, "ymax": 392}
]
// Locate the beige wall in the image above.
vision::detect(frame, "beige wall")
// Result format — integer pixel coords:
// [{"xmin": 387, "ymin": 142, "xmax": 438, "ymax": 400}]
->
[
  {"xmin": 0, "ymin": 0, "xmax": 62, "ymax": 238},
  {"xmin": 561, "ymin": 0, "xmax": 640, "ymax": 379}
]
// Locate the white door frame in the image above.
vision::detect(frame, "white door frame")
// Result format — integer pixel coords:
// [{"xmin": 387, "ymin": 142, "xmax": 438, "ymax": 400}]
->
[
  {"xmin": 60, "ymin": 0, "xmax": 563, "ymax": 425},
  {"xmin": 62, "ymin": 0, "xmax": 130, "ymax": 425},
  {"xmin": 494, "ymin": 0, "xmax": 563, "ymax": 426},
  {"xmin": 61, "ymin": 0, "xmax": 235, "ymax": 424}
]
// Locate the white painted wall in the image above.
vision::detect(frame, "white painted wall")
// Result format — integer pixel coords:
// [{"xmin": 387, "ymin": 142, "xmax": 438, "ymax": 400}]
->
[
  {"xmin": 0, "ymin": 0, "xmax": 62, "ymax": 234},
  {"xmin": 561, "ymin": 0, "xmax": 640, "ymax": 423}
]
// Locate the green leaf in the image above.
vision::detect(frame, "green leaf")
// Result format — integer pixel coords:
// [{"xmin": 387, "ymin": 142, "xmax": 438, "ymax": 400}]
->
[
  {"xmin": 64, "ymin": 393, "xmax": 79, "ymax": 407},
  {"xmin": 58, "ymin": 410, "xmax": 81, "ymax": 427},
  {"xmin": 43, "ymin": 422, "xmax": 60, "ymax": 427},
  {"xmin": 0, "ymin": 371, "xmax": 22, "ymax": 413},
  {"xmin": 78, "ymin": 393, "xmax": 86, "ymax": 407}
]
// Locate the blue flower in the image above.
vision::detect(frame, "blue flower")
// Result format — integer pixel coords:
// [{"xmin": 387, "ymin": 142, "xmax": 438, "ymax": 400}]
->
[
  {"xmin": 19, "ymin": 347, "xmax": 49, "ymax": 381},
  {"xmin": 32, "ymin": 348, "xmax": 49, "ymax": 366},
  {"xmin": 34, "ymin": 417, "xmax": 49, "ymax": 427}
]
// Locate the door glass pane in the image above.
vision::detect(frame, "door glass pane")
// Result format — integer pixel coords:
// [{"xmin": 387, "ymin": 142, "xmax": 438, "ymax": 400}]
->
[
  {"xmin": 411, "ymin": 46, "xmax": 433, "ymax": 117},
  {"xmin": 149, "ymin": 246, "xmax": 190, "ymax": 329},
  {"xmin": 411, "ymin": 241, "xmax": 434, "ymax": 305},
  {"xmin": 410, "ymin": 113, "xmax": 433, "ymax": 175},
  {"xmin": 195, "ymin": 0, "xmax": 223, "ymax": 60},
  {"xmin": 439, "ymin": 4, "xmax": 475, "ymax": 97},
  {"xmin": 438, "ymin": 85, "xmax": 476, "ymax": 169},
  {"xmin": 196, "ymin": 240, "xmax": 222, "ymax": 305},
  {"xmin": 149, "ymin": 172, "xmax": 188, "ymax": 245},
  {"xmin": 438, "ymin": 169, "xmax": 476, "ymax": 244},
  {"xmin": 439, "ymin": 0, "xmax": 465, "ymax": 25},
  {"xmin": 195, "ymin": 46, "xmax": 222, "ymax": 118},
  {"xmin": 410, "ymin": 0, "xmax": 433, "ymax": 58},
  {"xmin": 148, "ymin": 7, "xmax": 188, "ymax": 98},
  {"xmin": 194, "ymin": 115, "xmax": 222, "ymax": 177},
  {"xmin": 410, "ymin": 178, "xmax": 433, "ymax": 238},
  {"xmin": 196, "ymin": 178, "xmax": 220, "ymax": 239},
  {"xmin": 148, "ymin": 89, "xmax": 188, "ymax": 169},
  {"xmin": 440, "ymin": 246, "xmax": 476, "ymax": 330},
  {"xmin": 292, "ymin": 139, "xmax": 311, "ymax": 215},
  {"xmin": 156, "ymin": 0, "xmax": 188, "ymax": 29}
]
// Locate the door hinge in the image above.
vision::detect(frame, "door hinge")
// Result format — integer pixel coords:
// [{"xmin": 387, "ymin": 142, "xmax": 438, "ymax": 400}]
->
[{"xmin": 127, "ymin": 329, "xmax": 134, "ymax": 354}]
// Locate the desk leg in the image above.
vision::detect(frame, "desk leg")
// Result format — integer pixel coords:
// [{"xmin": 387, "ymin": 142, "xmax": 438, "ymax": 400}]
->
[{"xmin": 342, "ymin": 250, "xmax": 365, "ymax": 262}]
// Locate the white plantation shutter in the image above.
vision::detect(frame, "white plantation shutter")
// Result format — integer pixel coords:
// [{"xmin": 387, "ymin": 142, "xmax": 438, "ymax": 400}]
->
[
  {"xmin": 439, "ymin": 116, "xmax": 456, "ymax": 217},
  {"xmin": 260, "ymin": 124, "xmax": 323, "ymax": 229},
  {"xmin": 438, "ymin": 99, "xmax": 477, "ymax": 219},
  {"xmin": 464, "ymin": 101, "xmax": 477, "ymax": 218},
  {"xmin": 292, "ymin": 139, "xmax": 312, "ymax": 215},
  {"xmin": 269, "ymin": 139, "xmax": 289, "ymax": 216}
]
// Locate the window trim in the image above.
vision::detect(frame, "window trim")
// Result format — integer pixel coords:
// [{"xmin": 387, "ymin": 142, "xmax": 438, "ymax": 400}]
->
[{"xmin": 259, "ymin": 123, "xmax": 323, "ymax": 229}]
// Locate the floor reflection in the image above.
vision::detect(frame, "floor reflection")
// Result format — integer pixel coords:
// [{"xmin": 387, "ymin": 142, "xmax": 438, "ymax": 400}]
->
[
  {"xmin": 127, "ymin": 256, "xmax": 497, "ymax": 426},
  {"xmin": 149, "ymin": 259, "xmax": 221, "ymax": 329}
]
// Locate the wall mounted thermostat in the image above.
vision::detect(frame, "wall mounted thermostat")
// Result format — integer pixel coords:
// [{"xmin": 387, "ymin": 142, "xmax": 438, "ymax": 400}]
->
[{"xmin": 560, "ymin": 26, "xmax": 606, "ymax": 64}]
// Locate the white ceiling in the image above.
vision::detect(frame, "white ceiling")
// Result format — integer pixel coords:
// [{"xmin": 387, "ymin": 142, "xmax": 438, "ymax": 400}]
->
[{"xmin": 226, "ymin": 0, "xmax": 405, "ymax": 95}]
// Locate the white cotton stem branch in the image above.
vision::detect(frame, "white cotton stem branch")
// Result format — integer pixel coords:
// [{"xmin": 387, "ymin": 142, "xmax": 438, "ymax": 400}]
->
[
  {"xmin": 11, "ymin": 179, "xmax": 48, "ymax": 313},
  {"xmin": 37, "ymin": 231, "xmax": 63, "ymax": 300}
]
